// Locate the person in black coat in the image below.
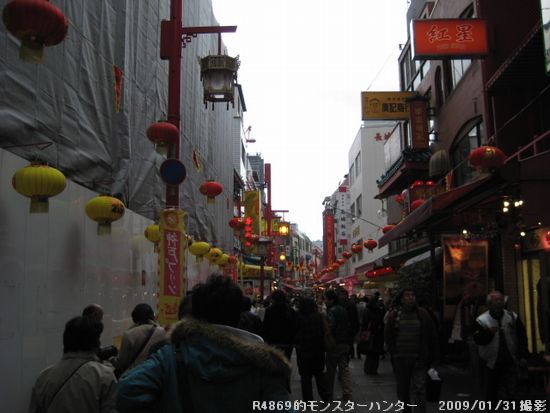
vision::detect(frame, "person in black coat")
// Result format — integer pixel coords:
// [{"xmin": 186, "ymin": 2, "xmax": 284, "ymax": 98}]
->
[
  {"xmin": 261, "ymin": 290, "xmax": 296, "ymax": 360},
  {"xmin": 294, "ymin": 296, "xmax": 330, "ymax": 402},
  {"xmin": 238, "ymin": 296, "xmax": 263, "ymax": 336},
  {"xmin": 362, "ymin": 297, "xmax": 385, "ymax": 374}
]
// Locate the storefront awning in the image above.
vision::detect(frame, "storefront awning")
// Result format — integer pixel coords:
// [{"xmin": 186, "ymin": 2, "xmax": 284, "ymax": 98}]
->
[
  {"xmin": 379, "ymin": 176, "xmax": 492, "ymax": 247},
  {"xmin": 241, "ymin": 264, "xmax": 274, "ymax": 279}
]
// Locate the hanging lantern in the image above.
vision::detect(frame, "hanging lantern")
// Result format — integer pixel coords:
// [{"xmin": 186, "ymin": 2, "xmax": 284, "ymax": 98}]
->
[
  {"xmin": 2, "ymin": 0, "xmax": 68, "ymax": 63},
  {"xmin": 146, "ymin": 121, "xmax": 179, "ymax": 155},
  {"xmin": 227, "ymin": 255, "xmax": 238, "ymax": 265},
  {"xmin": 229, "ymin": 217, "xmax": 244, "ymax": 230},
  {"xmin": 394, "ymin": 193, "xmax": 404, "ymax": 205},
  {"xmin": 85, "ymin": 194, "xmax": 125, "ymax": 235},
  {"xmin": 144, "ymin": 223, "xmax": 160, "ymax": 252},
  {"xmin": 199, "ymin": 180, "xmax": 223, "ymax": 204},
  {"xmin": 12, "ymin": 161, "xmax": 66, "ymax": 213},
  {"xmin": 200, "ymin": 54, "xmax": 240, "ymax": 109},
  {"xmin": 383, "ymin": 224, "xmax": 395, "ymax": 234},
  {"xmin": 364, "ymin": 239, "xmax": 378, "ymax": 252},
  {"xmin": 205, "ymin": 247, "xmax": 222, "ymax": 263},
  {"xmin": 468, "ymin": 146, "xmax": 506, "ymax": 172},
  {"xmin": 336, "ymin": 258, "xmax": 346, "ymax": 266},
  {"xmin": 410, "ymin": 180, "xmax": 424, "ymax": 189},
  {"xmin": 189, "ymin": 241, "xmax": 210, "ymax": 262},
  {"xmin": 342, "ymin": 251, "xmax": 352, "ymax": 259},
  {"xmin": 410, "ymin": 199, "xmax": 425, "ymax": 211},
  {"xmin": 351, "ymin": 243, "xmax": 363, "ymax": 254},
  {"xmin": 215, "ymin": 253, "xmax": 229, "ymax": 267}
]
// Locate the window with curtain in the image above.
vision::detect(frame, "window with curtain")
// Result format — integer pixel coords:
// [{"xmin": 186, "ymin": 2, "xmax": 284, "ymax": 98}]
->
[{"xmin": 451, "ymin": 119, "xmax": 486, "ymax": 186}]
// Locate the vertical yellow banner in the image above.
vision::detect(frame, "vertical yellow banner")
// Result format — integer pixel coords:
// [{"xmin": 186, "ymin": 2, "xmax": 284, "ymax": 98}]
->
[{"xmin": 158, "ymin": 208, "xmax": 186, "ymax": 327}]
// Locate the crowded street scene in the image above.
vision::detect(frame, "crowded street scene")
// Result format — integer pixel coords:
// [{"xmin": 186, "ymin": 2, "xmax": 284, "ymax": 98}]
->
[{"xmin": 1, "ymin": 0, "xmax": 550, "ymax": 412}]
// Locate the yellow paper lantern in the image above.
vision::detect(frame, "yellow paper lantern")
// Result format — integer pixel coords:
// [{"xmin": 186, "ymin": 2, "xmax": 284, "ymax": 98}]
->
[
  {"xmin": 85, "ymin": 194, "xmax": 125, "ymax": 235},
  {"xmin": 144, "ymin": 223, "xmax": 160, "ymax": 252},
  {"xmin": 215, "ymin": 253, "xmax": 229, "ymax": 267},
  {"xmin": 12, "ymin": 162, "xmax": 66, "ymax": 213},
  {"xmin": 205, "ymin": 247, "xmax": 222, "ymax": 263},
  {"xmin": 189, "ymin": 241, "xmax": 210, "ymax": 261}
]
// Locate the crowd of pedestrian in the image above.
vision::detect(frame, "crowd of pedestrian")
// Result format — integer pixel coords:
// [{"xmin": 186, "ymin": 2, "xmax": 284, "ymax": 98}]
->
[{"xmin": 27, "ymin": 280, "xmax": 532, "ymax": 412}]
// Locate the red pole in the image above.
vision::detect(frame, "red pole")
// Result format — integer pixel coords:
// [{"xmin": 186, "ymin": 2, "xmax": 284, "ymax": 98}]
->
[{"xmin": 165, "ymin": 0, "xmax": 183, "ymax": 208}]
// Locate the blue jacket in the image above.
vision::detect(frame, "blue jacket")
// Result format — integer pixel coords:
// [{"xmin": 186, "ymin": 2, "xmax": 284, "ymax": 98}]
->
[{"xmin": 117, "ymin": 317, "xmax": 293, "ymax": 412}]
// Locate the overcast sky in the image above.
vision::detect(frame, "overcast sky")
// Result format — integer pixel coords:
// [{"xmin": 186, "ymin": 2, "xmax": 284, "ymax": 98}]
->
[{"xmin": 211, "ymin": 0, "xmax": 409, "ymax": 241}]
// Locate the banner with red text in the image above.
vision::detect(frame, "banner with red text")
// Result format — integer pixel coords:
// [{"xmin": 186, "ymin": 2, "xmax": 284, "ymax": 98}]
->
[{"xmin": 158, "ymin": 208, "xmax": 186, "ymax": 327}]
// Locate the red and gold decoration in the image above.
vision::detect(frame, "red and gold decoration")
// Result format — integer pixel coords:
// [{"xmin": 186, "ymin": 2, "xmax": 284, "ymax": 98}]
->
[
  {"xmin": 189, "ymin": 241, "xmax": 210, "ymax": 262},
  {"xmin": 144, "ymin": 223, "xmax": 161, "ymax": 252},
  {"xmin": 146, "ymin": 121, "xmax": 179, "ymax": 155},
  {"xmin": 199, "ymin": 180, "xmax": 223, "ymax": 204},
  {"xmin": 342, "ymin": 251, "xmax": 352, "ymax": 259},
  {"xmin": 2, "ymin": 0, "xmax": 68, "ymax": 63},
  {"xmin": 468, "ymin": 146, "xmax": 506, "ymax": 172},
  {"xmin": 12, "ymin": 161, "xmax": 66, "ymax": 213},
  {"xmin": 85, "ymin": 194, "xmax": 125, "ymax": 235},
  {"xmin": 364, "ymin": 239, "xmax": 378, "ymax": 252},
  {"xmin": 351, "ymin": 243, "xmax": 363, "ymax": 254},
  {"xmin": 158, "ymin": 208, "xmax": 186, "ymax": 327},
  {"xmin": 229, "ymin": 217, "xmax": 244, "ymax": 231}
]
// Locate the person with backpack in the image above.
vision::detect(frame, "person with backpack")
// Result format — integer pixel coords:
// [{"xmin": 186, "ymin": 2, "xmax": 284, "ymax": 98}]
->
[
  {"xmin": 28, "ymin": 316, "xmax": 117, "ymax": 413},
  {"xmin": 116, "ymin": 274, "xmax": 293, "ymax": 413},
  {"xmin": 385, "ymin": 288, "xmax": 439, "ymax": 413},
  {"xmin": 473, "ymin": 290, "xmax": 529, "ymax": 402},
  {"xmin": 114, "ymin": 303, "xmax": 166, "ymax": 377}
]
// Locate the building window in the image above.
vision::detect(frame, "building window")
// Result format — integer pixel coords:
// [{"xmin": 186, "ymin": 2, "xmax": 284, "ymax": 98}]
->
[
  {"xmin": 356, "ymin": 194, "xmax": 362, "ymax": 217},
  {"xmin": 350, "ymin": 204, "xmax": 356, "ymax": 218},
  {"xmin": 355, "ymin": 152, "xmax": 361, "ymax": 177},
  {"xmin": 451, "ymin": 119, "xmax": 486, "ymax": 186},
  {"xmin": 349, "ymin": 166, "xmax": 354, "ymax": 186}
]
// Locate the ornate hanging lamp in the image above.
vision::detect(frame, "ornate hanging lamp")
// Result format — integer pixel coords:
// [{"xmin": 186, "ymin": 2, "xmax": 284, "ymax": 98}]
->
[
  {"xmin": 85, "ymin": 194, "xmax": 125, "ymax": 235},
  {"xmin": 2, "ymin": 0, "xmax": 68, "ymax": 63},
  {"xmin": 200, "ymin": 54, "xmax": 240, "ymax": 109},
  {"xmin": 468, "ymin": 146, "xmax": 506, "ymax": 172},
  {"xmin": 12, "ymin": 161, "xmax": 66, "ymax": 213}
]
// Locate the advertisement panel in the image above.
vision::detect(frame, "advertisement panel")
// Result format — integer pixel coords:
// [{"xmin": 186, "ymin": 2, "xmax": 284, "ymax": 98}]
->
[
  {"xmin": 409, "ymin": 98, "xmax": 429, "ymax": 149},
  {"xmin": 443, "ymin": 236, "xmax": 488, "ymax": 321},
  {"xmin": 413, "ymin": 19, "xmax": 488, "ymax": 59},
  {"xmin": 323, "ymin": 212, "xmax": 335, "ymax": 266},
  {"xmin": 158, "ymin": 208, "xmax": 186, "ymax": 327},
  {"xmin": 361, "ymin": 91, "xmax": 416, "ymax": 120}
]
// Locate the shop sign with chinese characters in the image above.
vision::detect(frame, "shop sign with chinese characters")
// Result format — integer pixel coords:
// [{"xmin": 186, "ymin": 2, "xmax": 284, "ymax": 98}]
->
[
  {"xmin": 158, "ymin": 208, "xmax": 186, "ymax": 326},
  {"xmin": 412, "ymin": 19, "xmax": 488, "ymax": 59},
  {"xmin": 361, "ymin": 91, "xmax": 416, "ymax": 120}
]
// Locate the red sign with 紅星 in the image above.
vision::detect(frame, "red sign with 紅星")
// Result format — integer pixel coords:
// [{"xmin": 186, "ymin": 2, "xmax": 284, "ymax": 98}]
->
[{"xmin": 413, "ymin": 19, "xmax": 488, "ymax": 59}]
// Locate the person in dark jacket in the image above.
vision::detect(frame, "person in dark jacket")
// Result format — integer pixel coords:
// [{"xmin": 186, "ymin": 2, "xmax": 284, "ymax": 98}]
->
[
  {"xmin": 337, "ymin": 288, "xmax": 360, "ymax": 359},
  {"xmin": 324, "ymin": 289, "xmax": 352, "ymax": 401},
  {"xmin": 238, "ymin": 295, "xmax": 263, "ymax": 336},
  {"xmin": 261, "ymin": 290, "xmax": 296, "ymax": 360},
  {"xmin": 362, "ymin": 296, "xmax": 385, "ymax": 374},
  {"xmin": 385, "ymin": 288, "xmax": 439, "ymax": 413},
  {"xmin": 294, "ymin": 296, "xmax": 330, "ymax": 402},
  {"xmin": 117, "ymin": 274, "xmax": 292, "ymax": 413}
]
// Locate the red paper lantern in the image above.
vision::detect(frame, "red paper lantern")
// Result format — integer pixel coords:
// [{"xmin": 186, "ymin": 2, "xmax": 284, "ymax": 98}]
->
[
  {"xmin": 468, "ymin": 146, "xmax": 506, "ymax": 171},
  {"xmin": 199, "ymin": 180, "xmax": 223, "ymax": 203},
  {"xmin": 383, "ymin": 224, "xmax": 395, "ymax": 234},
  {"xmin": 351, "ymin": 243, "xmax": 363, "ymax": 254},
  {"xmin": 2, "ymin": 0, "xmax": 68, "ymax": 62},
  {"xmin": 410, "ymin": 180, "xmax": 424, "ymax": 189},
  {"xmin": 364, "ymin": 239, "xmax": 378, "ymax": 252},
  {"xmin": 228, "ymin": 217, "xmax": 244, "ymax": 230},
  {"xmin": 425, "ymin": 180, "xmax": 436, "ymax": 186},
  {"xmin": 227, "ymin": 255, "xmax": 238, "ymax": 265},
  {"xmin": 410, "ymin": 199, "xmax": 425, "ymax": 211},
  {"xmin": 342, "ymin": 251, "xmax": 352, "ymax": 259},
  {"xmin": 336, "ymin": 258, "xmax": 345, "ymax": 265},
  {"xmin": 394, "ymin": 193, "xmax": 404, "ymax": 205},
  {"xmin": 545, "ymin": 231, "xmax": 550, "ymax": 243},
  {"xmin": 146, "ymin": 121, "xmax": 179, "ymax": 155}
]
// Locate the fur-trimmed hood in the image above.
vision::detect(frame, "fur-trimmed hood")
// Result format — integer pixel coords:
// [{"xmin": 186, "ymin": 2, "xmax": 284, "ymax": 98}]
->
[{"xmin": 168, "ymin": 317, "xmax": 291, "ymax": 382}]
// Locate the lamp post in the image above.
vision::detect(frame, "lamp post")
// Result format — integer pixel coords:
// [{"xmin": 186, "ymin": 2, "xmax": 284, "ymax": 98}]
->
[{"xmin": 160, "ymin": 1, "xmax": 237, "ymax": 207}]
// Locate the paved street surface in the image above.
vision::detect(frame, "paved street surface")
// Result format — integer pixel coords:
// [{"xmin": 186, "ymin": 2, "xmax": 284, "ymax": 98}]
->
[{"xmin": 289, "ymin": 354, "xmax": 485, "ymax": 412}]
